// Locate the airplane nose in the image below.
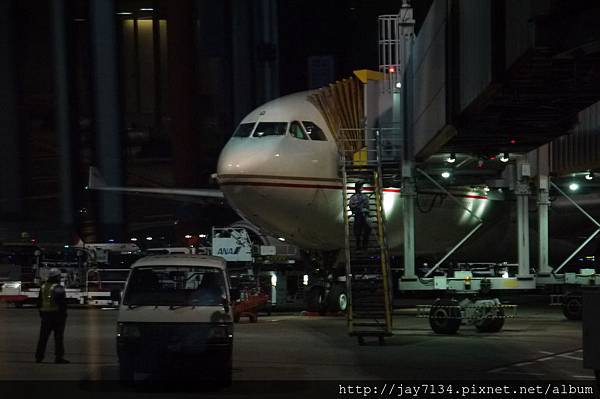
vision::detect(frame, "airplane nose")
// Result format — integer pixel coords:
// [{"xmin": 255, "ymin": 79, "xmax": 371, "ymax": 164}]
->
[
  {"xmin": 216, "ymin": 139, "xmax": 244, "ymax": 175},
  {"xmin": 217, "ymin": 137, "xmax": 283, "ymax": 177}
]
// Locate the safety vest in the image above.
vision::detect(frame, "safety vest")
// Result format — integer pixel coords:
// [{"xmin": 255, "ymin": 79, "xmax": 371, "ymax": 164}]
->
[{"xmin": 40, "ymin": 283, "xmax": 59, "ymax": 312}]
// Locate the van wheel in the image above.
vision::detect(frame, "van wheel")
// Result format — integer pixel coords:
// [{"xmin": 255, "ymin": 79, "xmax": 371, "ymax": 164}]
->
[
  {"xmin": 216, "ymin": 354, "xmax": 233, "ymax": 387},
  {"xmin": 119, "ymin": 358, "xmax": 134, "ymax": 384}
]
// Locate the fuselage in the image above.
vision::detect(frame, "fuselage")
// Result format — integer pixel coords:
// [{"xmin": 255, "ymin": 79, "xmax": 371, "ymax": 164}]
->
[{"xmin": 216, "ymin": 91, "xmax": 500, "ymax": 257}]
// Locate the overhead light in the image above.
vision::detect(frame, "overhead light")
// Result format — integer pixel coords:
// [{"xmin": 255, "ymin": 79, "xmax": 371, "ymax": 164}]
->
[
  {"xmin": 585, "ymin": 172, "xmax": 593, "ymax": 181},
  {"xmin": 395, "ymin": 82, "xmax": 402, "ymax": 89},
  {"xmin": 569, "ymin": 183, "xmax": 580, "ymax": 191},
  {"xmin": 446, "ymin": 153, "xmax": 456, "ymax": 163},
  {"xmin": 130, "ymin": 238, "xmax": 138, "ymax": 242},
  {"xmin": 441, "ymin": 171, "xmax": 451, "ymax": 179},
  {"xmin": 117, "ymin": 12, "xmax": 133, "ymax": 15},
  {"xmin": 184, "ymin": 234, "xmax": 192, "ymax": 239},
  {"xmin": 140, "ymin": 8, "xmax": 154, "ymax": 11},
  {"xmin": 500, "ymin": 153, "xmax": 509, "ymax": 163},
  {"xmin": 146, "ymin": 236, "xmax": 153, "ymax": 241},
  {"xmin": 277, "ymin": 237, "xmax": 286, "ymax": 242},
  {"xmin": 199, "ymin": 234, "xmax": 207, "ymax": 238}
]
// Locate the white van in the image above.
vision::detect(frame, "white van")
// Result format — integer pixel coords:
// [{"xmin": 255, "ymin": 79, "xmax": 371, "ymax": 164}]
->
[{"xmin": 116, "ymin": 255, "xmax": 233, "ymax": 383}]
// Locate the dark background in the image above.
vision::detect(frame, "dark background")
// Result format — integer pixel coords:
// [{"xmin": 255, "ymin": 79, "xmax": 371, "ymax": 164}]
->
[{"xmin": 0, "ymin": 0, "xmax": 432, "ymax": 245}]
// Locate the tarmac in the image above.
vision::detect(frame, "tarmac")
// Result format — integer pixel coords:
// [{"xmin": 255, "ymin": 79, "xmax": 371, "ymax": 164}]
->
[{"xmin": 0, "ymin": 302, "xmax": 595, "ymax": 397}]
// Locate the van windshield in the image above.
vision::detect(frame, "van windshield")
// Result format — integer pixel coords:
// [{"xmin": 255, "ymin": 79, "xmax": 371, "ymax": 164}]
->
[{"xmin": 123, "ymin": 266, "xmax": 226, "ymax": 307}]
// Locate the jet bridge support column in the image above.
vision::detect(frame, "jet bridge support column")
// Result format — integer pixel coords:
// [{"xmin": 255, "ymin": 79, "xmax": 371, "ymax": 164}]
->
[
  {"xmin": 537, "ymin": 145, "xmax": 552, "ymax": 276},
  {"xmin": 515, "ymin": 161, "xmax": 533, "ymax": 278},
  {"xmin": 401, "ymin": 162, "xmax": 417, "ymax": 280},
  {"xmin": 537, "ymin": 175, "xmax": 552, "ymax": 276}
]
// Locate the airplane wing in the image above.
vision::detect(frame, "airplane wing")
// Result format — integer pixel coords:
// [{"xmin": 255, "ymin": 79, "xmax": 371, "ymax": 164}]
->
[{"xmin": 87, "ymin": 167, "xmax": 224, "ymax": 203}]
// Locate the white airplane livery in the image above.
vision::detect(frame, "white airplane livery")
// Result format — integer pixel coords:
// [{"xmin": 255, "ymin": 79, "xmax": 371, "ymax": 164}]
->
[{"xmin": 215, "ymin": 91, "xmax": 493, "ymax": 255}]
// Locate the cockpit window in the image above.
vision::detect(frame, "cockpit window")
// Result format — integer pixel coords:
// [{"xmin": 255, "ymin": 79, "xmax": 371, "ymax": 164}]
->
[
  {"xmin": 302, "ymin": 121, "xmax": 327, "ymax": 141},
  {"xmin": 253, "ymin": 122, "xmax": 288, "ymax": 137},
  {"xmin": 289, "ymin": 121, "xmax": 308, "ymax": 140},
  {"xmin": 233, "ymin": 123, "xmax": 255, "ymax": 137}
]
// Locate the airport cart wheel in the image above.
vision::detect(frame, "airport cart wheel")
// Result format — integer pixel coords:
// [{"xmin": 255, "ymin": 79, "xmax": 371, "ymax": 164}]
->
[
  {"xmin": 429, "ymin": 300, "xmax": 461, "ymax": 335},
  {"xmin": 306, "ymin": 286, "xmax": 326, "ymax": 314},
  {"xmin": 563, "ymin": 295, "xmax": 583, "ymax": 321},
  {"xmin": 475, "ymin": 307, "xmax": 505, "ymax": 333},
  {"xmin": 328, "ymin": 286, "xmax": 348, "ymax": 313}
]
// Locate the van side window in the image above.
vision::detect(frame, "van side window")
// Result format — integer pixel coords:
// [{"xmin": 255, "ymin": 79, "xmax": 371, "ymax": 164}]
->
[
  {"xmin": 289, "ymin": 121, "xmax": 308, "ymax": 140},
  {"xmin": 301, "ymin": 121, "xmax": 327, "ymax": 141}
]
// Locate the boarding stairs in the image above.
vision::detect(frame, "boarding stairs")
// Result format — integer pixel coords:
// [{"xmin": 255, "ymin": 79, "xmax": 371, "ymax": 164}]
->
[{"xmin": 340, "ymin": 135, "xmax": 394, "ymax": 345}]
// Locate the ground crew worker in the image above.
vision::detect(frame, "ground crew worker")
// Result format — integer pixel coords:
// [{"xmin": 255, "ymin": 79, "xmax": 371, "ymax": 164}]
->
[
  {"xmin": 35, "ymin": 268, "xmax": 69, "ymax": 364},
  {"xmin": 349, "ymin": 181, "xmax": 372, "ymax": 250}
]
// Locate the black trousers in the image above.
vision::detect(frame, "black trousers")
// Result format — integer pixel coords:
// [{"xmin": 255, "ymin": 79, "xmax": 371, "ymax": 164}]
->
[
  {"xmin": 353, "ymin": 213, "xmax": 371, "ymax": 249},
  {"xmin": 36, "ymin": 312, "xmax": 66, "ymax": 361}
]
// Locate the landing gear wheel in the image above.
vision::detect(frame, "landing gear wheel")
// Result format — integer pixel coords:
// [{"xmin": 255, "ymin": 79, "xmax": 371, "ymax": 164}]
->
[
  {"xmin": 475, "ymin": 306, "xmax": 505, "ymax": 333},
  {"xmin": 328, "ymin": 286, "xmax": 348, "ymax": 313},
  {"xmin": 306, "ymin": 286, "xmax": 326, "ymax": 314},
  {"xmin": 563, "ymin": 295, "xmax": 583, "ymax": 321},
  {"xmin": 429, "ymin": 299, "xmax": 461, "ymax": 335}
]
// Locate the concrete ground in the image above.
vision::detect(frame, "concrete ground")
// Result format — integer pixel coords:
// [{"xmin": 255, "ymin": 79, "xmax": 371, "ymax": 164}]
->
[{"xmin": 0, "ymin": 303, "xmax": 594, "ymax": 397}]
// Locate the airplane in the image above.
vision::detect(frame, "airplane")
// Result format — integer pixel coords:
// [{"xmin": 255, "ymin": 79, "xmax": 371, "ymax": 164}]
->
[{"xmin": 89, "ymin": 90, "xmax": 600, "ymax": 264}]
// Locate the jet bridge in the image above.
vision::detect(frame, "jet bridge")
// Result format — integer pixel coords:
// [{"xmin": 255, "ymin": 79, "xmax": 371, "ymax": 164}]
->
[{"xmin": 385, "ymin": 0, "xmax": 600, "ymax": 328}]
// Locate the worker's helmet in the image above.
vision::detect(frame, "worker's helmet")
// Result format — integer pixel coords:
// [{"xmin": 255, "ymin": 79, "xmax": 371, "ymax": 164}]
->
[{"xmin": 48, "ymin": 268, "xmax": 61, "ymax": 278}]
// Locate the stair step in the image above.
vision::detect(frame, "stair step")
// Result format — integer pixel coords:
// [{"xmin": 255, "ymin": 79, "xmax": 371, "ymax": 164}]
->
[
  {"xmin": 353, "ymin": 313, "xmax": 387, "ymax": 318},
  {"xmin": 353, "ymin": 302, "xmax": 386, "ymax": 307},
  {"xmin": 352, "ymin": 322, "xmax": 386, "ymax": 328}
]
